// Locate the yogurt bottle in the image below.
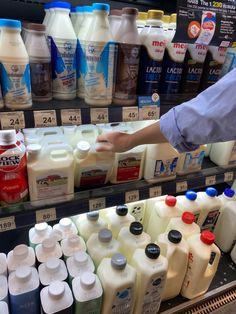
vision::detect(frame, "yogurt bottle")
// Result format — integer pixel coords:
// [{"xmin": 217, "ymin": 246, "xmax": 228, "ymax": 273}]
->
[
  {"xmin": 130, "ymin": 244, "xmax": 168, "ymax": 314},
  {"xmin": 0, "ymin": 302, "xmax": 8, "ymax": 314},
  {"xmin": 0, "ymin": 19, "xmax": 32, "ymax": 109},
  {"xmin": 0, "ymin": 276, "xmax": 8, "ymax": 304},
  {"xmin": 176, "ymin": 145, "xmax": 206, "ymax": 175},
  {"xmin": 176, "ymin": 190, "xmax": 201, "ymax": 223},
  {"xmin": 73, "ymin": 6, "xmax": 84, "ymax": 35},
  {"xmin": 61, "ymin": 234, "xmax": 86, "ymax": 260},
  {"xmin": 29, "ymin": 222, "xmax": 53, "ymax": 249},
  {"xmin": 70, "ymin": 7, "xmax": 77, "ymax": 29},
  {"xmin": 72, "ymin": 272, "xmax": 103, "ymax": 314},
  {"xmin": 35, "ymin": 238, "xmax": 62, "ymax": 264},
  {"xmin": 7, "ymin": 244, "xmax": 35, "ymax": 273},
  {"xmin": 108, "ymin": 9, "xmax": 122, "ymax": 41},
  {"xmin": 53, "ymin": 218, "xmax": 78, "ymax": 239},
  {"xmin": 38, "ymin": 258, "xmax": 68, "ymax": 287},
  {"xmin": 136, "ymin": 11, "xmax": 147, "ymax": 33},
  {"xmin": 97, "ymin": 253, "xmax": 136, "ymax": 314},
  {"xmin": 87, "ymin": 229, "xmax": 121, "ymax": 268},
  {"xmin": 45, "ymin": 3, "xmax": 56, "ymax": 35},
  {"xmin": 0, "ymin": 253, "xmax": 7, "ymax": 277},
  {"xmin": 162, "ymin": 15, "xmax": 170, "ymax": 32},
  {"xmin": 43, "ymin": 3, "xmax": 51, "ymax": 27},
  {"xmin": 210, "ymin": 140, "xmax": 236, "ymax": 167}
]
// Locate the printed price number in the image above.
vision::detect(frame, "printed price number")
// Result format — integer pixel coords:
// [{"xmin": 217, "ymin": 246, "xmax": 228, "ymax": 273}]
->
[
  {"xmin": 90, "ymin": 108, "xmax": 109, "ymax": 124},
  {"xmin": 141, "ymin": 106, "xmax": 159, "ymax": 120},
  {"xmin": 149, "ymin": 186, "xmax": 162, "ymax": 198},
  {"xmin": 212, "ymin": 1, "xmax": 223, "ymax": 8},
  {"xmin": 34, "ymin": 110, "xmax": 57, "ymax": 127},
  {"xmin": 0, "ymin": 111, "xmax": 25, "ymax": 130},
  {"xmin": 0, "ymin": 216, "xmax": 16, "ymax": 232},
  {"xmin": 125, "ymin": 190, "xmax": 139, "ymax": 203},
  {"xmin": 61, "ymin": 109, "xmax": 82, "ymax": 126},
  {"xmin": 224, "ymin": 171, "xmax": 234, "ymax": 182},
  {"xmin": 205, "ymin": 176, "xmax": 216, "ymax": 186},
  {"xmin": 122, "ymin": 107, "xmax": 139, "ymax": 122},
  {"xmin": 36, "ymin": 208, "xmax": 57, "ymax": 223},
  {"xmin": 176, "ymin": 181, "xmax": 188, "ymax": 193},
  {"xmin": 89, "ymin": 197, "xmax": 106, "ymax": 211}
]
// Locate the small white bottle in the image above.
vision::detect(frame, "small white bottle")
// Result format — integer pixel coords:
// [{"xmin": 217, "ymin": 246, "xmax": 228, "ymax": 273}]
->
[
  {"xmin": 61, "ymin": 235, "xmax": 86, "ymax": 260},
  {"xmin": 210, "ymin": 141, "xmax": 236, "ymax": 167},
  {"xmin": 53, "ymin": 218, "xmax": 78, "ymax": 239},
  {"xmin": 29, "ymin": 222, "xmax": 53, "ymax": 249},
  {"xmin": 0, "ymin": 276, "xmax": 8, "ymax": 304},
  {"xmin": 176, "ymin": 145, "xmax": 206, "ymax": 175},
  {"xmin": 72, "ymin": 272, "xmax": 103, "ymax": 314},
  {"xmin": 49, "ymin": 229, "xmax": 63, "ymax": 243},
  {"xmin": 176, "ymin": 190, "xmax": 201, "ymax": 223},
  {"xmin": 87, "ymin": 229, "xmax": 121, "ymax": 269},
  {"xmin": 0, "ymin": 253, "xmax": 7, "ymax": 277},
  {"xmin": 118, "ymin": 222, "xmax": 151, "ymax": 262},
  {"xmin": 136, "ymin": 11, "xmax": 147, "ymax": 33},
  {"xmin": 40, "ymin": 281, "xmax": 73, "ymax": 314},
  {"xmin": 130, "ymin": 244, "xmax": 168, "ymax": 314},
  {"xmin": 73, "ymin": 6, "xmax": 84, "ymax": 34},
  {"xmin": 181, "ymin": 231, "xmax": 220, "ymax": 299},
  {"xmin": 70, "ymin": 7, "xmax": 77, "ymax": 29},
  {"xmin": 7, "ymin": 244, "xmax": 35, "ymax": 273},
  {"xmin": 38, "ymin": 258, "xmax": 68, "ymax": 287},
  {"xmin": 97, "ymin": 253, "xmax": 136, "ymax": 314},
  {"xmin": 35, "ymin": 238, "xmax": 62, "ymax": 264},
  {"xmin": 66, "ymin": 251, "xmax": 95, "ymax": 284},
  {"xmin": 157, "ymin": 230, "xmax": 189, "ymax": 300},
  {"xmin": 105, "ymin": 205, "xmax": 135, "ymax": 238},
  {"xmin": 9, "ymin": 266, "xmax": 40, "ymax": 314},
  {"xmin": 0, "ymin": 301, "xmax": 8, "ymax": 314},
  {"xmin": 230, "ymin": 244, "xmax": 236, "ymax": 264}
]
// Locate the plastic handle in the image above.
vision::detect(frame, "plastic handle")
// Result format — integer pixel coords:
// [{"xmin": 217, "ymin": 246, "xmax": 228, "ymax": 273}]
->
[{"xmin": 44, "ymin": 141, "xmax": 73, "ymax": 153}]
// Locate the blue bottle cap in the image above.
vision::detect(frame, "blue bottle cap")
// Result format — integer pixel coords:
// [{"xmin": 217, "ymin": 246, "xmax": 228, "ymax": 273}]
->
[
  {"xmin": 92, "ymin": 3, "xmax": 110, "ymax": 12},
  {"xmin": 83, "ymin": 6, "xmax": 93, "ymax": 13},
  {"xmin": 75, "ymin": 6, "xmax": 84, "ymax": 13},
  {"xmin": 71, "ymin": 6, "xmax": 76, "ymax": 13},
  {"xmin": 0, "ymin": 19, "xmax": 21, "ymax": 28},
  {"xmin": 206, "ymin": 187, "xmax": 218, "ymax": 197},
  {"xmin": 44, "ymin": 3, "xmax": 50, "ymax": 9},
  {"xmin": 52, "ymin": 1, "xmax": 71, "ymax": 10},
  {"xmin": 185, "ymin": 190, "xmax": 197, "ymax": 201},
  {"xmin": 224, "ymin": 188, "xmax": 235, "ymax": 198}
]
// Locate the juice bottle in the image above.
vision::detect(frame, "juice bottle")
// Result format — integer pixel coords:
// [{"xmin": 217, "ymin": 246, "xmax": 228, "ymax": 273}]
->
[{"xmin": 38, "ymin": 257, "xmax": 68, "ymax": 287}]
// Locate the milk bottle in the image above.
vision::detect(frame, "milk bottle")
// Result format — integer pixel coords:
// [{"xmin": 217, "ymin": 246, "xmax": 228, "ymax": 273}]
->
[
  {"xmin": 0, "ymin": 276, "xmax": 8, "ymax": 304},
  {"xmin": 136, "ymin": 12, "xmax": 147, "ymax": 33},
  {"xmin": 0, "ymin": 253, "xmax": 7, "ymax": 277},
  {"xmin": 214, "ymin": 201, "xmax": 236, "ymax": 252},
  {"xmin": 76, "ymin": 124, "xmax": 98, "ymax": 144},
  {"xmin": 0, "ymin": 302, "xmax": 8, "ymax": 314},
  {"xmin": 66, "ymin": 251, "xmax": 95, "ymax": 283},
  {"xmin": 147, "ymin": 195, "xmax": 182, "ymax": 241},
  {"xmin": 144, "ymin": 143, "xmax": 179, "ymax": 183},
  {"xmin": 53, "ymin": 218, "xmax": 78, "ymax": 239},
  {"xmin": 35, "ymin": 238, "xmax": 62, "ymax": 264},
  {"xmin": 127, "ymin": 200, "xmax": 146, "ymax": 223},
  {"xmin": 72, "ymin": 272, "xmax": 103, "ymax": 314},
  {"xmin": 143, "ymin": 195, "xmax": 167, "ymax": 231},
  {"xmin": 108, "ymin": 10, "xmax": 122, "ymax": 41},
  {"xmin": 105, "ymin": 205, "xmax": 135, "ymax": 238},
  {"xmin": 176, "ymin": 145, "xmax": 206, "ymax": 175},
  {"xmin": 0, "ymin": 19, "xmax": 32, "ymax": 109},
  {"xmin": 218, "ymin": 188, "xmax": 235, "ymax": 208},
  {"xmin": 157, "ymin": 230, "xmax": 189, "ymax": 300},
  {"xmin": 162, "ymin": 15, "xmax": 170, "ymax": 32},
  {"xmin": 70, "ymin": 7, "xmax": 77, "ymax": 29},
  {"xmin": 48, "ymin": 2, "xmax": 77, "ymax": 100},
  {"xmin": 97, "ymin": 253, "xmax": 136, "ymax": 314},
  {"xmin": 84, "ymin": 3, "xmax": 115, "ymax": 106},
  {"xmin": 87, "ymin": 229, "xmax": 121, "ymax": 268},
  {"xmin": 61, "ymin": 235, "xmax": 86, "ymax": 260},
  {"xmin": 231, "ymin": 244, "xmax": 236, "ymax": 264},
  {"xmin": 118, "ymin": 222, "xmax": 151, "ymax": 262},
  {"xmin": 40, "ymin": 281, "xmax": 73, "ymax": 314},
  {"xmin": 210, "ymin": 141, "xmax": 236, "ymax": 167},
  {"xmin": 9, "ymin": 266, "xmax": 40, "ymax": 314},
  {"xmin": 7, "ymin": 244, "xmax": 35, "ymax": 273},
  {"xmin": 76, "ymin": 211, "xmax": 108, "ymax": 242},
  {"xmin": 130, "ymin": 244, "xmax": 168, "ymax": 313},
  {"xmin": 197, "ymin": 187, "xmax": 221, "ymax": 231},
  {"xmin": 46, "ymin": 3, "xmax": 56, "ymax": 34},
  {"xmin": 38, "ymin": 258, "xmax": 68, "ymax": 287},
  {"xmin": 113, "ymin": 7, "xmax": 141, "ymax": 105},
  {"xmin": 43, "ymin": 3, "xmax": 51, "ymax": 26},
  {"xmin": 176, "ymin": 190, "xmax": 201, "ymax": 223},
  {"xmin": 29, "ymin": 222, "xmax": 52, "ymax": 249},
  {"xmin": 181, "ymin": 231, "xmax": 220, "ymax": 299},
  {"xmin": 73, "ymin": 6, "xmax": 84, "ymax": 35}
]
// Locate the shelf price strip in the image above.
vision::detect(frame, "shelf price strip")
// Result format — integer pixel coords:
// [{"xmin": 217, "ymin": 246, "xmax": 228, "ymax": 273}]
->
[
  {"xmin": 122, "ymin": 107, "xmax": 139, "ymax": 122},
  {"xmin": 61, "ymin": 109, "xmax": 82, "ymax": 126},
  {"xmin": 125, "ymin": 190, "xmax": 140, "ymax": 203},
  {"xmin": 34, "ymin": 110, "xmax": 57, "ymax": 128},
  {"xmin": 205, "ymin": 175, "xmax": 216, "ymax": 186},
  {"xmin": 149, "ymin": 186, "xmax": 162, "ymax": 198},
  {"xmin": 36, "ymin": 208, "xmax": 57, "ymax": 224},
  {"xmin": 89, "ymin": 197, "xmax": 106, "ymax": 211},
  {"xmin": 90, "ymin": 108, "xmax": 109, "ymax": 124},
  {"xmin": 176, "ymin": 181, "xmax": 188, "ymax": 193},
  {"xmin": 0, "ymin": 111, "xmax": 25, "ymax": 130},
  {"xmin": 0, "ymin": 216, "xmax": 16, "ymax": 232},
  {"xmin": 224, "ymin": 171, "xmax": 234, "ymax": 182}
]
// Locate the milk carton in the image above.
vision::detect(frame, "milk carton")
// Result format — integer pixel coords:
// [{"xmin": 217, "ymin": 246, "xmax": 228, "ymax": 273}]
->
[
  {"xmin": 0, "ymin": 276, "xmax": 8, "ymax": 304},
  {"xmin": 127, "ymin": 200, "xmax": 146, "ymax": 223},
  {"xmin": 176, "ymin": 190, "xmax": 201, "ymax": 223},
  {"xmin": 210, "ymin": 141, "xmax": 236, "ymax": 167},
  {"xmin": 38, "ymin": 258, "xmax": 68, "ymax": 287},
  {"xmin": 0, "ymin": 302, "xmax": 8, "ymax": 314},
  {"xmin": 29, "ymin": 223, "xmax": 53, "ymax": 249},
  {"xmin": 176, "ymin": 145, "xmax": 206, "ymax": 175},
  {"xmin": 35, "ymin": 238, "xmax": 62, "ymax": 264},
  {"xmin": 0, "ymin": 253, "xmax": 7, "ymax": 277},
  {"xmin": 53, "ymin": 218, "xmax": 78, "ymax": 239},
  {"xmin": 61, "ymin": 235, "xmax": 86, "ymax": 260},
  {"xmin": 181, "ymin": 231, "xmax": 220, "ymax": 299},
  {"xmin": 7, "ymin": 244, "xmax": 35, "ymax": 273}
]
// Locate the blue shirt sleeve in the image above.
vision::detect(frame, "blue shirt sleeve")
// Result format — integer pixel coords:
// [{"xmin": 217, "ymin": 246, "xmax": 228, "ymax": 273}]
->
[{"xmin": 160, "ymin": 68, "xmax": 236, "ymax": 153}]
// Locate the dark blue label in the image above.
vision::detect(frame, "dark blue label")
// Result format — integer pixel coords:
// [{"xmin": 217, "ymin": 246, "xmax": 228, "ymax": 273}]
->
[{"xmin": 10, "ymin": 288, "xmax": 40, "ymax": 314}]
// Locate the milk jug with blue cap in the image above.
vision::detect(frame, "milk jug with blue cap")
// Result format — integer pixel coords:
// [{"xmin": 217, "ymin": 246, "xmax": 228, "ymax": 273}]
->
[{"xmin": 176, "ymin": 190, "xmax": 201, "ymax": 223}]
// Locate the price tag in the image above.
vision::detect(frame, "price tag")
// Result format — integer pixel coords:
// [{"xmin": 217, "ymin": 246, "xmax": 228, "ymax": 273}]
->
[
  {"xmin": 61, "ymin": 109, "xmax": 82, "ymax": 126},
  {"xmin": 149, "ymin": 186, "xmax": 162, "ymax": 198},
  {"xmin": 90, "ymin": 108, "xmax": 108, "ymax": 124},
  {"xmin": 34, "ymin": 110, "xmax": 57, "ymax": 127},
  {"xmin": 122, "ymin": 107, "xmax": 139, "ymax": 122},
  {"xmin": 224, "ymin": 171, "xmax": 234, "ymax": 182},
  {"xmin": 205, "ymin": 175, "xmax": 216, "ymax": 186},
  {"xmin": 89, "ymin": 197, "xmax": 106, "ymax": 211},
  {"xmin": 125, "ymin": 190, "xmax": 139, "ymax": 203},
  {"xmin": 0, "ymin": 216, "xmax": 16, "ymax": 232},
  {"xmin": 36, "ymin": 208, "xmax": 57, "ymax": 223},
  {"xmin": 140, "ymin": 105, "xmax": 159, "ymax": 120},
  {"xmin": 0, "ymin": 111, "xmax": 25, "ymax": 130},
  {"xmin": 176, "ymin": 181, "xmax": 188, "ymax": 193}
]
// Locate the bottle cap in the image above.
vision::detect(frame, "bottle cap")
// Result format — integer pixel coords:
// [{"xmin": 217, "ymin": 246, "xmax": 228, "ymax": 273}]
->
[
  {"xmin": 182, "ymin": 212, "xmax": 195, "ymax": 224},
  {"xmin": 52, "ymin": 1, "xmax": 71, "ymax": 10},
  {"xmin": 35, "ymin": 222, "xmax": 48, "ymax": 234},
  {"xmin": 0, "ymin": 130, "xmax": 16, "ymax": 145},
  {"xmin": 185, "ymin": 190, "xmax": 197, "ymax": 201},
  {"xmin": 15, "ymin": 265, "xmax": 32, "ymax": 282},
  {"xmin": 200, "ymin": 230, "xmax": 215, "ymax": 245},
  {"xmin": 93, "ymin": 3, "xmax": 110, "ymax": 12},
  {"xmin": 111, "ymin": 253, "xmax": 127, "ymax": 270},
  {"xmin": 165, "ymin": 195, "xmax": 177, "ymax": 207},
  {"xmin": 68, "ymin": 235, "xmax": 80, "ymax": 247},
  {"xmin": 168, "ymin": 230, "xmax": 182, "ymax": 244},
  {"xmin": 99, "ymin": 229, "xmax": 112, "ymax": 243},
  {"xmin": 129, "ymin": 222, "xmax": 143, "ymax": 235},
  {"xmin": 145, "ymin": 243, "xmax": 161, "ymax": 259},
  {"xmin": 46, "ymin": 258, "xmax": 60, "ymax": 273},
  {"xmin": 206, "ymin": 187, "xmax": 217, "ymax": 197},
  {"xmin": 162, "ymin": 15, "xmax": 170, "ymax": 23},
  {"xmin": 122, "ymin": 7, "xmax": 138, "ymax": 16},
  {"xmin": 13, "ymin": 244, "xmax": 28, "ymax": 259},
  {"xmin": 147, "ymin": 10, "xmax": 164, "ymax": 20},
  {"xmin": 224, "ymin": 188, "xmax": 235, "ymax": 198},
  {"xmin": 74, "ymin": 251, "xmax": 88, "ymax": 266},
  {"xmin": 80, "ymin": 272, "xmax": 96, "ymax": 290},
  {"xmin": 48, "ymin": 281, "xmax": 65, "ymax": 299},
  {"xmin": 0, "ymin": 19, "xmax": 21, "ymax": 29},
  {"xmin": 27, "ymin": 144, "xmax": 41, "ymax": 154},
  {"xmin": 170, "ymin": 13, "xmax": 177, "ymax": 23},
  {"xmin": 83, "ymin": 6, "xmax": 93, "ymax": 13},
  {"xmin": 71, "ymin": 6, "xmax": 76, "ymax": 13},
  {"xmin": 28, "ymin": 23, "xmax": 46, "ymax": 31},
  {"xmin": 76, "ymin": 141, "xmax": 90, "ymax": 158},
  {"xmin": 110, "ymin": 9, "xmax": 122, "ymax": 16},
  {"xmin": 75, "ymin": 6, "xmax": 84, "ymax": 13},
  {"xmin": 44, "ymin": 3, "xmax": 50, "ymax": 9},
  {"xmin": 116, "ymin": 205, "xmax": 128, "ymax": 216},
  {"xmin": 59, "ymin": 218, "xmax": 72, "ymax": 229},
  {"xmin": 137, "ymin": 12, "xmax": 147, "ymax": 20},
  {"xmin": 42, "ymin": 238, "xmax": 56, "ymax": 251},
  {"xmin": 87, "ymin": 211, "xmax": 99, "ymax": 221}
]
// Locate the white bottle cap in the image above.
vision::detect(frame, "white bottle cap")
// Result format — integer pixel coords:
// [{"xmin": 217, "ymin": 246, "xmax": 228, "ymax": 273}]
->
[
  {"xmin": 76, "ymin": 141, "xmax": 90, "ymax": 158},
  {"xmin": 74, "ymin": 251, "xmax": 88, "ymax": 266},
  {"xmin": 80, "ymin": 272, "xmax": 96, "ymax": 290},
  {"xmin": 27, "ymin": 144, "xmax": 41, "ymax": 154},
  {"xmin": 42, "ymin": 238, "xmax": 56, "ymax": 251},
  {"xmin": 0, "ymin": 130, "xmax": 16, "ymax": 145},
  {"xmin": 45, "ymin": 258, "xmax": 60, "ymax": 273},
  {"xmin": 68, "ymin": 235, "xmax": 80, "ymax": 247},
  {"xmin": 13, "ymin": 244, "xmax": 29, "ymax": 259},
  {"xmin": 48, "ymin": 281, "xmax": 65, "ymax": 300},
  {"xmin": 15, "ymin": 265, "xmax": 32, "ymax": 282},
  {"xmin": 59, "ymin": 218, "xmax": 72, "ymax": 230},
  {"xmin": 35, "ymin": 222, "xmax": 48, "ymax": 234}
]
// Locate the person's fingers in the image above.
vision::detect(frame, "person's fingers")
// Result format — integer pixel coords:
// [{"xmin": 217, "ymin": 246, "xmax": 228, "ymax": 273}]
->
[
  {"xmin": 96, "ymin": 134, "xmax": 109, "ymax": 143},
  {"xmin": 95, "ymin": 142, "xmax": 114, "ymax": 152}
]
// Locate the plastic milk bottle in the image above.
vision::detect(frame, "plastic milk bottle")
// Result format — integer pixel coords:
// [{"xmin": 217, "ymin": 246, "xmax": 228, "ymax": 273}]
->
[
  {"xmin": 7, "ymin": 244, "xmax": 35, "ymax": 273},
  {"xmin": 38, "ymin": 258, "xmax": 68, "ymax": 287},
  {"xmin": 176, "ymin": 190, "xmax": 201, "ymax": 223}
]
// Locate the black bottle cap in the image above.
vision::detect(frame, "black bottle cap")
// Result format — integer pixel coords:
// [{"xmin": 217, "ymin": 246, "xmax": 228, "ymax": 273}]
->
[
  {"xmin": 116, "ymin": 205, "xmax": 128, "ymax": 216},
  {"xmin": 145, "ymin": 243, "xmax": 161, "ymax": 259},
  {"xmin": 168, "ymin": 230, "xmax": 182, "ymax": 244},
  {"xmin": 129, "ymin": 222, "xmax": 143, "ymax": 235}
]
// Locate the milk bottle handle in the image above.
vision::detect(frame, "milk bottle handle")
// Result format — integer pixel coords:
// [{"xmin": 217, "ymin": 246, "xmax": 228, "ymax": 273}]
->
[{"xmin": 44, "ymin": 142, "xmax": 72, "ymax": 153}]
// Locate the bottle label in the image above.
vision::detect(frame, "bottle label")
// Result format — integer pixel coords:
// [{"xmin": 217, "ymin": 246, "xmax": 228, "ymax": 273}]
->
[
  {"xmin": 117, "ymin": 155, "xmax": 142, "ymax": 182},
  {"xmin": 36, "ymin": 172, "xmax": 69, "ymax": 199},
  {"xmin": 10, "ymin": 289, "xmax": 39, "ymax": 314},
  {"xmin": 0, "ymin": 62, "xmax": 32, "ymax": 107},
  {"xmin": 114, "ymin": 43, "xmax": 141, "ymax": 100},
  {"xmin": 209, "ymin": 251, "xmax": 216, "ymax": 265},
  {"xmin": 30, "ymin": 62, "xmax": 52, "ymax": 99},
  {"xmin": 111, "ymin": 287, "xmax": 133, "ymax": 314},
  {"xmin": 80, "ymin": 166, "xmax": 109, "ymax": 187},
  {"xmin": 202, "ymin": 209, "xmax": 220, "ymax": 230},
  {"xmin": 229, "ymin": 141, "xmax": 236, "ymax": 164},
  {"xmin": 196, "ymin": 11, "xmax": 216, "ymax": 46},
  {"xmin": 77, "ymin": 39, "xmax": 86, "ymax": 96},
  {"xmin": 75, "ymin": 296, "xmax": 102, "ymax": 314},
  {"xmin": 154, "ymin": 157, "xmax": 178, "ymax": 178},
  {"xmin": 51, "ymin": 38, "xmax": 76, "ymax": 95},
  {"xmin": 183, "ymin": 150, "xmax": 205, "ymax": 171}
]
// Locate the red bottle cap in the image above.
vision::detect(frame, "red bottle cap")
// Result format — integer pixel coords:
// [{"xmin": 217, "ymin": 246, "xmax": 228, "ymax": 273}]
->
[
  {"xmin": 200, "ymin": 230, "xmax": 215, "ymax": 245},
  {"xmin": 165, "ymin": 195, "xmax": 177, "ymax": 207},
  {"xmin": 182, "ymin": 212, "xmax": 195, "ymax": 224}
]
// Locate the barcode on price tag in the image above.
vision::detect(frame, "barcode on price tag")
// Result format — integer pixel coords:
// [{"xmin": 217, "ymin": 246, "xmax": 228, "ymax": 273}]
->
[
  {"xmin": 36, "ymin": 208, "xmax": 57, "ymax": 223},
  {"xmin": 34, "ymin": 110, "xmax": 57, "ymax": 127},
  {"xmin": 90, "ymin": 108, "xmax": 108, "ymax": 124},
  {"xmin": 61, "ymin": 109, "xmax": 82, "ymax": 126},
  {"xmin": 149, "ymin": 186, "xmax": 162, "ymax": 198},
  {"xmin": 205, "ymin": 176, "xmax": 216, "ymax": 186},
  {"xmin": 0, "ymin": 216, "xmax": 16, "ymax": 232},
  {"xmin": 0, "ymin": 111, "xmax": 25, "ymax": 130},
  {"xmin": 122, "ymin": 107, "xmax": 139, "ymax": 122},
  {"xmin": 140, "ymin": 105, "xmax": 159, "ymax": 120},
  {"xmin": 89, "ymin": 197, "xmax": 106, "ymax": 211},
  {"xmin": 176, "ymin": 181, "xmax": 188, "ymax": 193},
  {"xmin": 224, "ymin": 172, "xmax": 234, "ymax": 182},
  {"xmin": 125, "ymin": 190, "xmax": 139, "ymax": 203}
]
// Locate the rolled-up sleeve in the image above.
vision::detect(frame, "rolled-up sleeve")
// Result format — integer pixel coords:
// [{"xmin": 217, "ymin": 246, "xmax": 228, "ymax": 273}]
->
[{"xmin": 160, "ymin": 68, "xmax": 236, "ymax": 153}]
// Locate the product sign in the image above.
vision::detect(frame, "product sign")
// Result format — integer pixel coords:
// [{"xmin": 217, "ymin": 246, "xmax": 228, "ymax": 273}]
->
[{"xmin": 173, "ymin": 0, "xmax": 236, "ymax": 46}]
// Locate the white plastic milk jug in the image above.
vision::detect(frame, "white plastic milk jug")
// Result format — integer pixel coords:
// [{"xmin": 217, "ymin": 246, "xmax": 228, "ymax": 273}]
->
[
  {"xmin": 61, "ymin": 234, "xmax": 86, "ymax": 260},
  {"xmin": 53, "ymin": 218, "xmax": 78, "ymax": 239},
  {"xmin": 38, "ymin": 257, "xmax": 68, "ymax": 287},
  {"xmin": 7, "ymin": 244, "xmax": 35, "ymax": 273},
  {"xmin": 210, "ymin": 141, "xmax": 236, "ymax": 167},
  {"xmin": 177, "ymin": 190, "xmax": 201, "ymax": 223},
  {"xmin": 29, "ymin": 222, "xmax": 52, "ymax": 249},
  {"xmin": 35, "ymin": 237, "xmax": 62, "ymax": 264},
  {"xmin": 143, "ymin": 195, "xmax": 167, "ymax": 231}
]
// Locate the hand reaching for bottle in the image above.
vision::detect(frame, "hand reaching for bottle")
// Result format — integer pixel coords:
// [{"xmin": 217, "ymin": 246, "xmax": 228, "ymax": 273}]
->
[{"xmin": 96, "ymin": 132, "xmax": 134, "ymax": 153}]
